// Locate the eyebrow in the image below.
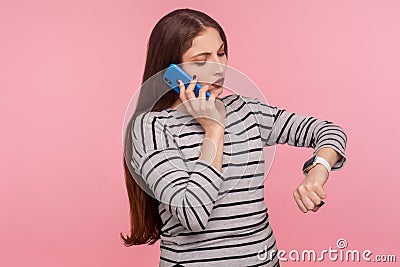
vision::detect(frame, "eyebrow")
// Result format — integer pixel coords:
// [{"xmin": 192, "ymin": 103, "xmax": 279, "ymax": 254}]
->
[{"xmin": 190, "ymin": 42, "xmax": 225, "ymax": 59}]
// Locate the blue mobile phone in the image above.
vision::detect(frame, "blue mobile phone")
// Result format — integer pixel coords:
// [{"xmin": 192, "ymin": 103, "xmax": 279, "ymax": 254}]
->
[{"xmin": 162, "ymin": 63, "xmax": 211, "ymax": 99}]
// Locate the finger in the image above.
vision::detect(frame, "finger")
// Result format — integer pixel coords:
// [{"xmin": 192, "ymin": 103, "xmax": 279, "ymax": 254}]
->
[
  {"xmin": 206, "ymin": 91, "xmax": 219, "ymax": 124},
  {"xmin": 184, "ymin": 76, "xmax": 199, "ymax": 112},
  {"xmin": 307, "ymin": 191, "xmax": 323, "ymax": 207},
  {"xmin": 185, "ymin": 75, "xmax": 197, "ymax": 103},
  {"xmin": 198, "ymin": 82, "xmax": 207, "ymax": 98},
  {"xmin": 177, "ymin": 80, "xmax": 191, "ymax": 112},
  {"xmin": 312, "ymin": 206, "xmax": 320, "ymax": 212},
  {"xmin": 300, "ymin": 195, "xmax": 316, "ymax": 211},
  {"xmin": 312, "ymin": 201, "xmax": 325, "ymax": 212},
  {"xmin": 297, "ymin": 187, "xmax": 316, "ymax": 210},
  {"xmin": 314, "ymin": 184, "xmax": 327, "ymax": 200},
  {"xmin": 206, "ymin": 91, "xmax": 217, "ymax": 107},
  {"xmin": 208, "ymin": 91, "xmax": 216, "ymax": 100},
  {"xmin": 298, "ymin": 183, "xmax": 324, "ymax": 208},
  {"xmin": 293, "ymin": 191, "xmax": 307, "ymax": 213},
  {"xmin": 199, "ymin": 85, "xmax": 210, "ymax": 110},
  {"xmin": 177, "ymin": 79, "xmax": 188, "ymax": 103}
]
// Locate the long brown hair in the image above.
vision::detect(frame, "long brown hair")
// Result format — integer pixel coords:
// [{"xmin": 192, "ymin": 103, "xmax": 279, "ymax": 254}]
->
[{"xmin": 120, "ymin": 8, "xmax": 228, "ymax": 246}]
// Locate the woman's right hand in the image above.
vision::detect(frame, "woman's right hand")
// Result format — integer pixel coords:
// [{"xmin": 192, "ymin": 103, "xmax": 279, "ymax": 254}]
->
[{"xmin": 177, "ymin": 76, "xmax": 226, "ymax": 133}]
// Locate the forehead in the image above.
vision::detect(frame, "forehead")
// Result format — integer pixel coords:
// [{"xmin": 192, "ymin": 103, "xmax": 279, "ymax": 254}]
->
[{"xmin": 185, "ymin": 27, "xmax": 223, "ymax": 54}]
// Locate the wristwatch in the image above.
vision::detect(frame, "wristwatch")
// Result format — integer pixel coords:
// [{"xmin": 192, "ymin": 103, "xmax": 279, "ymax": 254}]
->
[{"xmin": 302, "ymin": 155, "xmax": 331, "ymax": 176}]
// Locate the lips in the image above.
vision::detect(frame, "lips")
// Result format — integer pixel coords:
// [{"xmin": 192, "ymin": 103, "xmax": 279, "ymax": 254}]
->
[{"xmin": 211, "ymin": 78, "xmax": 225, "ymax": 87}]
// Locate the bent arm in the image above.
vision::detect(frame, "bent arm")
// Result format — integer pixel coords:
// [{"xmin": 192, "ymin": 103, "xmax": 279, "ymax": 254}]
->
[
  {"xmin": 244, "ymin": 96, "xmax": 348, "ymax": 170},
  {"xmin": 131, "ymin": 112, "xmax": 225, "ymax": 232}
]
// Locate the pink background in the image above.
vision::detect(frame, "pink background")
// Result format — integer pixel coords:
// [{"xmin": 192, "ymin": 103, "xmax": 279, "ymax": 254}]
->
[{"xmin": 1, "ymin": 0, "xmax": 399, "ymax": 266}]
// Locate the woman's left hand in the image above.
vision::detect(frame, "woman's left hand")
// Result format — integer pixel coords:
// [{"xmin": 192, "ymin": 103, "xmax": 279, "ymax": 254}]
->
[{"xmin": 293, "ymin": 164, "xmax": 329, "ymax": 213}]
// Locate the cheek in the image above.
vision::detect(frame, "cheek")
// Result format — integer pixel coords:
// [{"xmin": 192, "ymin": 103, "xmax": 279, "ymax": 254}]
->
[
  {"xmin": 184, "ymin": 65, "xmax": 207, "ymax": 80},
  {"xmin": 196, "ymin": 73, "xmax": 213, "ymax": 84},
  {"xmin": 197, "ymin": 81, "xmax": 210, "ymax": 88},
  {"xmin": 222, "ymin": 56, "xmax": 228, "ymax": 64}
]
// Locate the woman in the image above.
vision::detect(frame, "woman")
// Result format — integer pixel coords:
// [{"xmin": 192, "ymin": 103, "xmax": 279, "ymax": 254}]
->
[{"xmin": 121, "ymin": 8, "xmax": 347, "ymax": 267}]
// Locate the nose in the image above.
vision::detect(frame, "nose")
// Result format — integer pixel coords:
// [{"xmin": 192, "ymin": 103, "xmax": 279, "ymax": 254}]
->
[{"xmin": 209, "ymin": 55, "xmax": 225, "ymax": 76}]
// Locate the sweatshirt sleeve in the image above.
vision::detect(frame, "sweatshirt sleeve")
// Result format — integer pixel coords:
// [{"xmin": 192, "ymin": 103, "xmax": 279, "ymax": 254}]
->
[
  {"xmin": 243, "ymin": 96, "xmax": 348, "ymax": 171},
  {"xmin": 130, "ymin": 112, "xmax": 226, "ymax": 232}
]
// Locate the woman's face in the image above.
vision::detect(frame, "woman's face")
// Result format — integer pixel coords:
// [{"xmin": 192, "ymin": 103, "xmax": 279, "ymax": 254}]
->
[{"xmin": 181, "ymin": 27, "xmax": 228, "ymax": 97}]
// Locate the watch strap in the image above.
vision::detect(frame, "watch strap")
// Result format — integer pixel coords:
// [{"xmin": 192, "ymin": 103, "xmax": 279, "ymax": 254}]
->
[{"xmin": 314, "ymin": 156, "xmax": 331, "ymax": 174}]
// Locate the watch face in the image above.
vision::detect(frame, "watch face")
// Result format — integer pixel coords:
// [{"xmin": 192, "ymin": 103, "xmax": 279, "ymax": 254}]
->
[{"xmin": 302, "ymin": 155, "xmax": 316, "ymax": 172}]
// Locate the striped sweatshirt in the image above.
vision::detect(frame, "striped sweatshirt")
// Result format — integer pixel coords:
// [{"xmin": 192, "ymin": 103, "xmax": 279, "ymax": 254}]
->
[{"xmin": 130, "ymin": 94, "xmax": 347, "ymax": 267}]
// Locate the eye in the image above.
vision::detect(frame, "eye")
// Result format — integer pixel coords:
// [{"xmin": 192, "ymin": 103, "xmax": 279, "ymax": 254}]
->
[
  {"xmin": 195, "ymin": 61, "xmax": 206, "ymax": 66},
  {"xmin": 218, "ymin": 52, "xmax": 226, "ymax": 57}
]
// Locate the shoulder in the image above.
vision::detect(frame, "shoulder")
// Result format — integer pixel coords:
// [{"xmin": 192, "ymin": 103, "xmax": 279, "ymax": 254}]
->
[
  {"xmin": 220, "ymin": 94, "xmax": 250, "ymax": 109},
  {"xmin": 130, "ymin": 110, "xmax": 176, "ymax": 151},
  {"xmin": 132, "ymin": 110, "xmax": 175, "ymax": 130},
  {"xmin": 223, "ymin": 94, "xmax": 269, "ymax": 105},
  {"xmin": 223, "ymin": 94, "xmax": 277, "ymax": 112}
]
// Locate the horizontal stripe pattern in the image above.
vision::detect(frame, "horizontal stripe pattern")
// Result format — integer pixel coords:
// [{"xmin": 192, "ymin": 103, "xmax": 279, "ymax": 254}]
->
[
  {"xmin": 242, "ymin": 96, "xmax": 348, "ymax": 170},
  {"xmin": 130, "ymin": 94, "xmax": 347, "ymax": 266}
]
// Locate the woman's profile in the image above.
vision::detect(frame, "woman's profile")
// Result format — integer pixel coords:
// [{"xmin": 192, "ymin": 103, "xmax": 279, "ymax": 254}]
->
[{"xmin": 121, "ymin": 8, "xmax": 347, "ymax": 267}]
